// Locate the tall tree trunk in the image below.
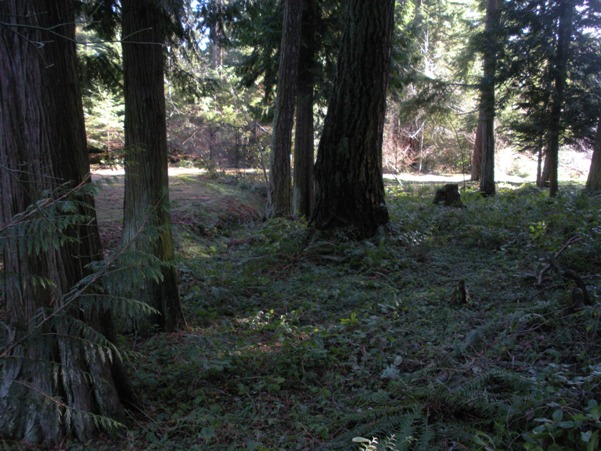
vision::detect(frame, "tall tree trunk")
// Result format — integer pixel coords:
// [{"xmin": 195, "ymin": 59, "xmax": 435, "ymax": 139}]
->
[
  {"xmin": 312, "ymin": 0, "xmax": 394, "ymax": 238},
  {"xmin": 122, "ymin": 0, "xmax": 185, "ymax": 332},
  {"xmin": 546, "ymin": 0, "xmax": 574, "ymax": 197},
  {"xmin": 479, "ymin": 0, "xmax": 499, "ymax": 196},
  {"xmin": 0, "ymin": 1, "xmax": 131, "ymax": 445},
  {"xmin": 540, "ymin": 149, "xmax": 551, "ymax": 186},
  {"xmin": 210, "ymin": 0, "xmax": 224, "ymax": 73},
  {"xmin": 471, "ymin": 110, "xmax": 483, "ymax": 181},
  {"xmin": 292, "ymin": 0, "xmax": 316, "ymax": 218},
  {"xmin": 267, "ymin": 0, "xmax": 303, "ymax": 217},
  {"xmin": 586, "ymin": 114, "xmax": 601, "ymax": 191}
]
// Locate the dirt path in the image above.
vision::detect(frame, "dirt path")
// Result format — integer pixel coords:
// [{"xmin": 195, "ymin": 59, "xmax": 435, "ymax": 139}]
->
[{"xmin": 92, "ymin": 167, "xmax": 263, "ymax": 248}]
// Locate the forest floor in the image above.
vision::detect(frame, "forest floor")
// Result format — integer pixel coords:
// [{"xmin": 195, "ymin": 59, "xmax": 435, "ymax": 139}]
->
[{"xmin": 80, "ymin": 169, "xmax": 601, "ymax": 450}]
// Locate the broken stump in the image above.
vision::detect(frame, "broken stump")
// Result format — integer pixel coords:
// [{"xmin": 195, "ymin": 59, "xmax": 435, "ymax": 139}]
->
[{"xmin": 433, "ymin": 183, "xmax": 464, "ymax": 207}]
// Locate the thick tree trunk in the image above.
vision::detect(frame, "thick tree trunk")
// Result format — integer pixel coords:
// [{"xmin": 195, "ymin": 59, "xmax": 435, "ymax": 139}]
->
[
  {"xmin": 312, "ymin": 0, "xmax": 394, "ymax": 238},
  {"xmin": 586, "ymin": 115, "xmax": 601, "ymax": 191},
  {"xmin": 0, "ymin": 1, "xmax": 130, "ymax": 445},
  {"xmin": 267, "ymin": 0, "xmax": 304, "ymax": 217},
  {"xmin": 546, "ymin": 0, "xmax": 574, "ymax": 197},
  {"xmin": 122, "ymin": 0, "xmax": 185, "ymax": 332},
  {"xmin": 292, "ymin": 0, "xmax": 316, "ymax": 218},
  {"xmin": 479, "ymin": 0, "xmax": 499, "ymax": 196}
]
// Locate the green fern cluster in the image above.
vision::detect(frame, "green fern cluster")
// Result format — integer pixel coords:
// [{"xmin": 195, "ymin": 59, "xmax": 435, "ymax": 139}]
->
[{"xmin": 0, "ymin": 181, "xmax": 165, "ymax": 438}]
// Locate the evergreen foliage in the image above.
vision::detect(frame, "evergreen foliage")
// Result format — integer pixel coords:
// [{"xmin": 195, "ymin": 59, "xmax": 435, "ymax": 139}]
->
[
  {"xmin": 497, "ymin": 0, "xmax": 601, "ymax": 152},
  {"xmin": 0, "ymin": 183, "xmax": 157, "ymax": 443}
]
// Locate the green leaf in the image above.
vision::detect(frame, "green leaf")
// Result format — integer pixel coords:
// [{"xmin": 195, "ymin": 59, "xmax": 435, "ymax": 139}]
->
[
  {"xmin": 552, "ymin": 409, "xmax": 564, "ymax": 422},
  {"xmin": 558, "ymin": 421, "xmax": 575, "ymax": 429},
  {"xmin": 581, "ymin": 430, "xmax": 593, "ymax": 442}
]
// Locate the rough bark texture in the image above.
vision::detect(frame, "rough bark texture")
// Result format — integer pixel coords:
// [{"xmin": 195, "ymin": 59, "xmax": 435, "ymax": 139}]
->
[
  {"xmin": 267, "ymin": 0, "xmax": 304, "ymax": 217},
  {"xmin": 586, "ymin": 115, "xmax": 601, "ymax": 191},
  {"xmin": 479, "ymin": 0, "xmax": 498, "ymax": 196},
  {"xmin": 312, "ymin": 0, "xmax": 394, "ymax": 238},
  {"xmin": 0, "ymin": 1, "xmax": 130, "ymax": 445},
  {"xmin": 292, "ymin": 0, "xmax": 316, "ymax": 218},
  {"xmin": 122, "ymin": 0, "xmax": 184, "ymax": 331},
  {"xmin": 122, "ymin": 0, "xmax": 184, "ymax": 332},
  {"xmin": 546, "ymin": 0, "xmax": 574, "ymax": 197}
]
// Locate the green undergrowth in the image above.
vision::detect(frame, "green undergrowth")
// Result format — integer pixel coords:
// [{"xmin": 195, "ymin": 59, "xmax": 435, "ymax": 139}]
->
[{"xmin": 95, "ymin": 179, "xmax": 601, "ymax": 450}]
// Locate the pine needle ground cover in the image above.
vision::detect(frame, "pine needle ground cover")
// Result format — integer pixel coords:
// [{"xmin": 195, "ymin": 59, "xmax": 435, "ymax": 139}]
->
[{"xmin": 81, "ymin": 175, "xmax": 601, "ymax": 449}]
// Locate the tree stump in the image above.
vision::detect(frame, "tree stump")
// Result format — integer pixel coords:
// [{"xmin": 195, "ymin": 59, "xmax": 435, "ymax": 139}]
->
[{"xmin": 433, "ymin": 183, "xmax": 464, "ymax": 207}]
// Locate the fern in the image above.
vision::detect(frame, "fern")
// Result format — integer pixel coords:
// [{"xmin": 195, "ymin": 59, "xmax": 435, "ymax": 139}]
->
[
  {"xmin": 347, "ymin": 409, "xmax": 434, "ymax": 451},
  {"xmin": 0, "ymin": 180, "xmax": 168, "ymax": 441}
]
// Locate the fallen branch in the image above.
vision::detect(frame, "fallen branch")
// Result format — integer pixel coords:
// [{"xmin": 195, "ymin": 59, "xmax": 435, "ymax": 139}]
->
[{"xmin": 535, "ymin": 235, "xmax": 591, "ymax": 306}]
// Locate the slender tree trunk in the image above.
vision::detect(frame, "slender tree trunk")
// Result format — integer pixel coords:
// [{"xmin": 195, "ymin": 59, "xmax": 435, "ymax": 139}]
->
[
  {"xmin": 267, "ymin": 0, "xmax": 303, "ymax": 217},
  {"xmin": 471, "ymin": 110, "xmax": 483, "ymax": 181},
  {"xmin": 479, "ymin": 0, "xmax": 499, "ymax": 196},
  {"xmin": 0, "ymin": 1, "xmax": 130, "ymax": 445},
  {"xmin": 292, "ymin": 0, "xmax": 316, "ymax": 218},
  {"xmin": 540, "ymin": 149, "xmax": 551, "ymax": 186},
  {"xmin": 536, "ymin": 148, "xmax": 544, "ymax": 186},
  {"xmin": 546, "ymin": 0, "xmax": 574, "ymax": 197},
  {"xmin": 312, "ymin": 0, "xmax": 394, "ymax": 238},
  {"xmin": 121, "ymin": 0, "xmax": 185, "ymax": 332},
  {"xmin": 586, "ymin": 115, "xmax": 601, "ymax": 191}
]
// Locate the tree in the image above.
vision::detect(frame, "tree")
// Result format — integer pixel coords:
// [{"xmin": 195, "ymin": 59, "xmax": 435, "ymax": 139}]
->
[
  {"xmin": 121, "ymin": 0, "xmax": 185, "ymax": 332},
  {"xmin": 497, "ymin": 0, "xmax": 601, "ymax": 192},
  {"xmin": 267, "ymin": 0, "xmax": 303, "ymax": 217},
  {"xmin": 545, "ymin": 0, "xmax": 575, "ymax": 197},
  {"xmin": 586, "ymin": 115, "xmax": 601, "ymax": 191},
  {"xmin": 479, "ymin": 0, "xmax": 500, "ymax": 196},
  {"xmin": 292, "ymin": 0, "xmax": 317, "ymax": 218},
  {"xmin": 471, "ymin": 112, "xmax": 483, "ymax": 181},
  {"xmin": 312, "ymin": 0, "xmax": 395, "ymax": 238},
  {"xmin": 0, "ymin": 1, "xmax": 131, "ymax": 444}
]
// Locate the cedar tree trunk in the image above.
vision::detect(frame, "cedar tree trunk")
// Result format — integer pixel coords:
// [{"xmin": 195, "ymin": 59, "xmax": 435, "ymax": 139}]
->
[
  {"xmin": 292, "ymin": 0, "xmax": 316, "ymax": 218},
  {"xmin": 267, "ymin": 0, "xmax": 303, "ymax": 217},
  {"xmin": 121, "ymin": 0, "xmax": 184, "ymax": 332},
  {"xmin": 0, "ymin": 1, "xmax": 131, "ymax": 445},
  {"xmin": 312, "ymin": 0, "xmax": 394, "ymax": 238}
]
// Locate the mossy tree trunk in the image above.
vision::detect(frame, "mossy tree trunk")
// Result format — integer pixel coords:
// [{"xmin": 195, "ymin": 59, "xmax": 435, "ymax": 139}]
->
[
  {"xmin": 0, "ymin": 1, "xmax": 131, "ymax": 445},
  {"xmin": 121, "ymin": 0, "xmax": 185, "ymax": 332},
  {"xmin": 312, "ymin": 0, "xmax": 394, "ymax": 238},
  {"xmin": 586, "ymin": 114, "xmax": 601, "ymax": 191},
  {"xmin": 267, "ymin": 0, "xmax": 303, "ymax": 217},
  {"xmin": 292, "ymin": 0, "xmax": 316, "ymax": 219}
]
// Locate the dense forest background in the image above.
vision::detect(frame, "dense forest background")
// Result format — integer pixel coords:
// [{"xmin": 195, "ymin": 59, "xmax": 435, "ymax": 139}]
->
[
  {"xmin": 2, "ymin": 0, "xmax": 601, "ymax": 449},
  {"xmin": 83, "ymin": 0, "xmax": 599, "ymax": 182}
]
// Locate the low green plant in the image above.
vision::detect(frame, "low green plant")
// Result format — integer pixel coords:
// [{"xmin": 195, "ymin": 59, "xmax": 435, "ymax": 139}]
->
[{"xmin": 523, "ymin": 400, "xmax": 601, "ymax": 451}]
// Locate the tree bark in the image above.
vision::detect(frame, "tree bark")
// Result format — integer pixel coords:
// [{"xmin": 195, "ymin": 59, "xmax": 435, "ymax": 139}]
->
[
  {"xmin": 121, "ymin": 0, "xmax": 185, "ymax": 332},
  {"xmin": 312, "ymin": 0, "xmax": 394, "ymax": 238},
  {"xmin": 546, "ymin": 0, "xmax": 574, "ymax": 197},
  {"xmin": 471, "ymin": 110, "xmax": 483, "ymax": 181},
  {"xmin": 586, "ymin": 114, "xmax": 601, "ymax": 191},
  {"xmin": 479, "ymin": 0, "xmax": 499, "ymax": 196},
  {"xmin": 292, "ymin": 0, "xmax": 316, "ymax": 218},
  {"xmin": 267, "ymin": 0, "xmax": 304, "ymax": 217},
  {"xmin": 0, "ymin": 1, "xmax": 130, "ymax": 445}
]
